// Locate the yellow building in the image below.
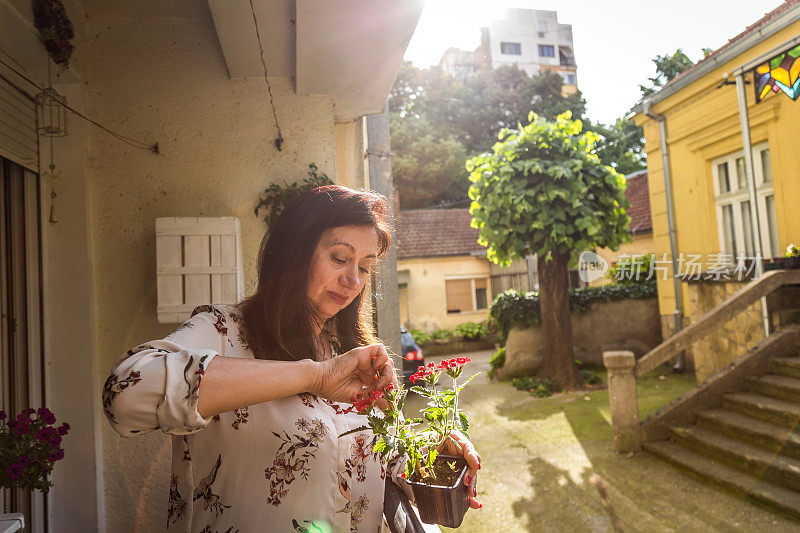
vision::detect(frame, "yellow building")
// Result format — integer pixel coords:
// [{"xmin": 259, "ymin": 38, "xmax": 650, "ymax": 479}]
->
[
  {"xmin": 633, "ymin": 1, "xmax": 800, "ymax": 346},
  {"xmin": 396, "ymin": 209, "xmax": 491, "ymax": 331}
]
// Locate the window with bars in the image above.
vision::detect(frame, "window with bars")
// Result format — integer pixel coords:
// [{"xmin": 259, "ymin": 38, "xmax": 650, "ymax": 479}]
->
[
  {"xmin": 445, "ymin": 278, "xmax": 489, "ymax": 314},
  {"xmin": 712, "ymin": 143, "xmax": 780, "ymax": 260}
]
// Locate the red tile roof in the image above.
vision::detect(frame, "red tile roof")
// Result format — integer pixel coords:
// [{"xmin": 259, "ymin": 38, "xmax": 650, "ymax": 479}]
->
[
  {"xmin": 667, "ymin": 0, "xmax": 800, "ymax": 87},
  {"xmin": 396, "ymin": 208, "xmax": 485, "ymax": 259},
  {"xmin": 625, "ymin": 171, "xmax": 652, "ymax": 234}
]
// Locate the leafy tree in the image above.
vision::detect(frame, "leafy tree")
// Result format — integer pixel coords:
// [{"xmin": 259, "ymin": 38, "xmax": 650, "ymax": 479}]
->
[
  {"xmin": 390, "ymin": 114, "xmax": 468, "ymax": 208},
  {"xmin": 589, "ymin": 117, "xmax": 646, "ymax": 175},
  {"xmin": 389, "ymin": 63, "xmax": 586, "ymax": 207},
  {"xmin": 639, "ymin": 49, "xmax": 694, "ymax": 97},
  {"xmin": 467, "ymin": 112, "xmax": 630, "ymax": 389}
]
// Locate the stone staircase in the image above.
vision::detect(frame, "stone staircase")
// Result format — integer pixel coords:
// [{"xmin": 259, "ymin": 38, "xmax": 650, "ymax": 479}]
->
[{"xmin": 645, "ymin": 354, "xmax": 800, "ymax": 519}]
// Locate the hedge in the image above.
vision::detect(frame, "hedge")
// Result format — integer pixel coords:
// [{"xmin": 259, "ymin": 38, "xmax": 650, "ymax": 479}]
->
[{"xmin": 490, "ymin": 280, "xmax": 657, "ymax": 343}]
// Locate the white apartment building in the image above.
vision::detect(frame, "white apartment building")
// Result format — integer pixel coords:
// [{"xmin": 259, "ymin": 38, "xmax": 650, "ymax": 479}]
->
[{"xmin": 440, "ymin": 8, "xmax": 578, "ymax": 91}]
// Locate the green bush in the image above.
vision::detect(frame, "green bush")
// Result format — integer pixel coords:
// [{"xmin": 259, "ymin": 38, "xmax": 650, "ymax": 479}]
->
[
  {"xmin": 580, "ymin": 369, "xmax": 603, "ymax": 385},
  {"xmin": 608, "ymin": 254, "xmax": 654, "ymax": 284},
  {"xmin": 408, "ymin": 329, "xmax": 432, "ymax": 346},
  {"xmin": 455, "ymin": 321, "xmax": 489, "ymax": 341},
  {"xmin": 490, "ymin": 280, "xmax": 657, "ymax": 343},
  {"xmin": 488, "ymin": 346, "xmax": 506, "ymax": 378},
  {"xmin": 430, "ymin": 328, "xmax": 455, "ymax": 343},
  {"xmin": 511, "ymin": 376, "xmax": 559, "ymax": 398}
]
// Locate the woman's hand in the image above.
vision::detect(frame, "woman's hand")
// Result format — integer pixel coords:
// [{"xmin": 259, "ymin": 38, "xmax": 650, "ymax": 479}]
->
[
  {"xmin": 311, "ymin": 344, "xmax": 397, "ymax": 408},
  {"xmin": 438, "ymin": 430, "xmax": 482, "ymax": 509}
]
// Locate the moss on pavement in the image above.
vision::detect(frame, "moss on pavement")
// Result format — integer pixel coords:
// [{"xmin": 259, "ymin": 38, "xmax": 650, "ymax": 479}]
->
[{"xmin": 407, "ymin": 351, "xmax": 800, "ymax": 532}]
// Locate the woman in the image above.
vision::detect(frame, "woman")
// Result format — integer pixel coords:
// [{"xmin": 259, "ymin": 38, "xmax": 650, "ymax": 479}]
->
[{"xmin": 103, "ymin": 185, "xmax": 481, "ymax": 532}]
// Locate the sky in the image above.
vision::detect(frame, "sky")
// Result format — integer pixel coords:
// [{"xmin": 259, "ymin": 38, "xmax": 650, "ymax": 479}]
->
[{"xmin": 403, "ymin": 0, "xmax": 780, "ymax": 124}]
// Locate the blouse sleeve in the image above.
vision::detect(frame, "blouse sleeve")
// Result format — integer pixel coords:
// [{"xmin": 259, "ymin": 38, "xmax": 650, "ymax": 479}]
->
[{"xmin": 101, "ymin": 307, "xmax": 228, "ymax": 437}]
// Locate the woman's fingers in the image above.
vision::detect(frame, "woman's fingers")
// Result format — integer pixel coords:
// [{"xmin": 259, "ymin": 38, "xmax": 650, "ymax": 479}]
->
[{"xmin": 442, "ymin": 430, "xmax": 481, "ymax": 473}]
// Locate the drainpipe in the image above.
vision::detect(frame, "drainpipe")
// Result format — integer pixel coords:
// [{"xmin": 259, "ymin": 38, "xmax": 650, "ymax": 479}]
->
[
  {"xmin": 733, "ymin": 73, "xmax": 771, "ymax": 337},
  {"xmin": 643, "ymin": 100, "xmax": 685, "ymax": 372}
]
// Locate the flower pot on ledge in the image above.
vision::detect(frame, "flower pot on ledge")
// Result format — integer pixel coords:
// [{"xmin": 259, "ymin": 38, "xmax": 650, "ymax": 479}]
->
[
  {"xmin": 764, "ymin": 256, "xmax": 800, "ymax": 271},
  {"xmin": 407, "ymin": 454, "xmax": 469, "ymax": 527}
]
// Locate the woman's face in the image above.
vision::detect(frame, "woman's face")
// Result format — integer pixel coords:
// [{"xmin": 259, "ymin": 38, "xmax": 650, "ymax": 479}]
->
[{"xmin": 306, "ymin": 225, "xmax": 379, "ymax": 322}]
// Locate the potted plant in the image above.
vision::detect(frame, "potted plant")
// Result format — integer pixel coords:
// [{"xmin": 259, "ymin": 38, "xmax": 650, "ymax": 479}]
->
[
  {"xmin": 764, "ymin": 243, "xmax": 800, "ymax": 271},
  {"xmin": 345, "ymin": 357, "xmax": 478, "ymax": 527},
  {"xmin": 0, "ymin": 408, "xmax": 70, "ymax": 497}
]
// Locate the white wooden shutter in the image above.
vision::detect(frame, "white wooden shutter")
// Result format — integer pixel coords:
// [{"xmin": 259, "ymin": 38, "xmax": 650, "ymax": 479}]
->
[
  {"xmin": 0, "ymin": 76, "xmax": 38, "ymax": 172},
  {"xmin": 156, "ymin": 217, "xmax": 244, "ymax": 323}
]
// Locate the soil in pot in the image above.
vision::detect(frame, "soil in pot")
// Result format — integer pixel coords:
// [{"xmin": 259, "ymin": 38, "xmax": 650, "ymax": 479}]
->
[{"xmin": 407, "ymin": 454, "xmax": 469, "ymax": 527}]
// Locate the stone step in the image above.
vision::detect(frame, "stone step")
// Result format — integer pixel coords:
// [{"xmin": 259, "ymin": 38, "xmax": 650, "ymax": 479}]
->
[
  {"xmin": 723, "ymin": 392, "xmax": 800, "ymax": 427},
  {"xmin": 645, "ymin": 440, "xmax": 800, "ymax": 520},
  {"xmin": 670, "ymin": 425, "xmax": 800, "ymax": 492},
  {"xmin": 696, "ymin": 408, "xmax": 800, "ymax": 460},
  {"xmin": 771, "ymin": 357, "xmax": 800, "ymax": 380},
  {"xmin": 746, "ymin": 374, "xmax": 800, "ymax": 403}
]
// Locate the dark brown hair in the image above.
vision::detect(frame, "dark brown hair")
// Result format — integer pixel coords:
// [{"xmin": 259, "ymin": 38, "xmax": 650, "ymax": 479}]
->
[{"xmin": 235, "ymin": 185, "xmax": 391, "ymax": 361}]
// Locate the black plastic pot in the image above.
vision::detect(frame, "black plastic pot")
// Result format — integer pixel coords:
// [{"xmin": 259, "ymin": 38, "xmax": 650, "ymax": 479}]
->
[{"xmin": 406, "ymin": 454, "xmax": 469, "ymax": 527}]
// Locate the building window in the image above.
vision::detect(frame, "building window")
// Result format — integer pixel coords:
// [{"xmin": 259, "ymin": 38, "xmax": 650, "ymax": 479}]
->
[
  {"xmin": 500, "ymin": 42, "xmax": 521, "ymax": 55},
  {"xmin": 567, "ymin": 74, "xmax": 577, "ymax": 85},
  {"xmin": 445, "ymin": 277, "xmax": 490, "ymax": 314},
  {"xmin": 712, "ymin": 143, "xmax": 780, "ymax": 260},
  {"xmin": 538, "ymin": 45, "xmax": 555, "ymax": 57}
]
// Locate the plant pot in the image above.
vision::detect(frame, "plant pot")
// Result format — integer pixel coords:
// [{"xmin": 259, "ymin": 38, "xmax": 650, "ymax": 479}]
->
[
  {"xmin": 764, "ymin": 256, "xmax": 800, "ymax": 271},
  {"xmin": 406, "ymin": 454, "xmax": 469, "ymax": 527}
]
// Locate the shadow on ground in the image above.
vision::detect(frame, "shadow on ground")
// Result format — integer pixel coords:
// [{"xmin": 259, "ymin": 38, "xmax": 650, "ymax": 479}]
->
[{"xmin": 414, "ymin": 350, "xmax": 800, "ymax": 533}]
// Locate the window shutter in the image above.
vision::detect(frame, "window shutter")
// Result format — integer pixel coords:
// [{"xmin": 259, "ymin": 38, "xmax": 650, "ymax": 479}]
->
[
  {"xmin": 445, "ymin": 279, "xmax": 472, "ymax": 313},
  {"xmin": 0, "ymin": 76, "xmax": 38, "ymax": 172},
  {"xmin": 156, "ymin": 217, "xmax": 244, "ymax": 323}
]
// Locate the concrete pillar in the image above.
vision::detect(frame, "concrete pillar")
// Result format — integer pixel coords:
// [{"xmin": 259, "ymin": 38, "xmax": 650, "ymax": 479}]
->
[
  {"xmin": 603, "ymin": 350, "xmax": 642, "ymax": 453},
  {"xmin": 366, "ymin": 108, "xmax": 401, "ymax": 363}
]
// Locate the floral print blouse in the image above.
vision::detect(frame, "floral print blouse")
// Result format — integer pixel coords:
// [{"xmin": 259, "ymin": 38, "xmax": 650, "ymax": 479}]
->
[{"xmin": 102, "ymin": 305, "xmax": 409, "ymax": 533}]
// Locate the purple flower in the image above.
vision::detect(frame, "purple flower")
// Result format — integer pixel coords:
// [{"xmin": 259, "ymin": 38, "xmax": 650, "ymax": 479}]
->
[
  {"xmin": 15, "ymin": 413, "xmax": 31, "ymax": 425},
  {"xmin": 35, "ymin": 428, "xmax": 53, "ymax": 442},
  {"xmin": 0, "ymin": 411, "xmax": 6, "ymax": 421},
  {"xmin": 12, "ymin": 421, "xmax": 29, "ymax": 435},
  {"xmin": 46, "ymin": 448, "xmax": 64, "ymax": 462},
  {"xmin": 57, "ymin": 423, "xmax": 70, "ymax": 436},
  {"xmin": 21, "ymin": 408, "xmax": 35, "ymax": 416},
  {"xmin": 48, "ymin": 434, "xmax": 62, "ymax": 448},
  {"xmin": 5, "ymin": 464, "xmax": 22, "ymax": 480},
  {"xmin": 37, "ymin": 408, "xmax": 56, "ymax": 425},
  {"xmin": 17, "ymin": 455, "xmax": 31, "ymax": 467}
]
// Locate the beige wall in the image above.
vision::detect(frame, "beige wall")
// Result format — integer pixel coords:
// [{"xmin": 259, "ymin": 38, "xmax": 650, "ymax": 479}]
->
[
  {"xmin": 398, "ymin": 255, "xmax": 491, "ymax": 332},
  {"xmin": 592, "ymin": 233, "xmax": 655, "ymax": 286},
  {"xmin": 3, "ymin": 1, "xmax": 364, "ymax": 531}
]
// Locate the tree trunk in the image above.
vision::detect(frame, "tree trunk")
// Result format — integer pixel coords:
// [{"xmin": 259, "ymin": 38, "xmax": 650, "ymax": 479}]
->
[{"xmin": 536, "ymin": 250, "xmax": 582, "ymax": 390}]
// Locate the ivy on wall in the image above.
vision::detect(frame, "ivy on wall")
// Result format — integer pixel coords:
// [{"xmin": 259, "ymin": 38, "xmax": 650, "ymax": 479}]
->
[
  {"xmin": 254, "ymin": 163, "xmax": 333, "ymax": 228},
  {"xmin": 490, "ymin": 280, "xmax": 658, "ymax": 343}
]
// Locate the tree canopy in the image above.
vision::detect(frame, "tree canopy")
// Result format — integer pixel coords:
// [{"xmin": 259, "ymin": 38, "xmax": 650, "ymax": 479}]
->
[
  {"xmin": 466, "ymin": 111, "xmax": 630, "ymax": 265},
  {"xmin": 389, "ymin": 62, "xmax": 586, "ymax": 208}
]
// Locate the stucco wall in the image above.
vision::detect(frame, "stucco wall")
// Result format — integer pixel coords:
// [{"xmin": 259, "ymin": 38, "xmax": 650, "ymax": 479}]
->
[
  {"xmin": 500, "ymin": 297, "xmax": 661, "ymax": 379},
  {"xmin": 397, "ymin": 255, "xmax": 490, "ymax": 331},
  {"xmin": 81, "ymin": 8, "xmax": 341, "ymax": 533},
  {"xmin": 634, "ymin": 21, "xmax": 800, "ymax": 328},
  {"xmin": 592, "ymin": 232, "xmax": 655, "ymax": 287}
]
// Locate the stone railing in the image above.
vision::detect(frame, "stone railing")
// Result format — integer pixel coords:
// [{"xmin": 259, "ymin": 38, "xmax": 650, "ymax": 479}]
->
[{"xmin": 603, "ymin": 269, "xmax": 800, "ymax": 452}]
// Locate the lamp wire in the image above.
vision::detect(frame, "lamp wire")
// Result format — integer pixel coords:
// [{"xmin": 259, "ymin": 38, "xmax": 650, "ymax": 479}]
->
[{"xmin": 248, "ymin": 0, "xmax": 284, "ymax": 151}]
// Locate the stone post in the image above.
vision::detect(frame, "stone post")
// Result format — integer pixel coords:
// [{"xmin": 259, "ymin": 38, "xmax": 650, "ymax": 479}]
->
[{"xmin": 603, "ymin": 350, "xmax": 641, "ymax": 452}]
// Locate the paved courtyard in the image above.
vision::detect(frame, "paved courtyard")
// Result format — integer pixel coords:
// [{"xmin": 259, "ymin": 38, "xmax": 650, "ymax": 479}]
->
[{"xmin": 405, "ymin": 349, "xmax": 800, "ymax": 532}]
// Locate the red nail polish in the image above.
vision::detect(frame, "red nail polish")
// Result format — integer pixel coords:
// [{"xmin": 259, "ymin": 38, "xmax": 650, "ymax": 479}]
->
[
  {"xmin": 465, "ymin": 475, "xmax": 472, "ymax": 485},
  {"xmin": 478, "ymin": 503, "xmax": 483, "ymax": 509}
]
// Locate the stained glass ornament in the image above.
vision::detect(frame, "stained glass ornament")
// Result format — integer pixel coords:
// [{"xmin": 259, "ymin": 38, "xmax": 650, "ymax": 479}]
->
[{"xmin": 753, "ymin": 43, "xmax": 800, "ymax": 103}]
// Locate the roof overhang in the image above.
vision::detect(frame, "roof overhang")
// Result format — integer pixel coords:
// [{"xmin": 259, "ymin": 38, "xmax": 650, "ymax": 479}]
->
[
  {"xmin": 207, "ymin": 0, "xmax": 423, "ymax": 122},
  {"xmin": 632, "ymin": 4, "xmax": 800, "ymax": 115}
]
